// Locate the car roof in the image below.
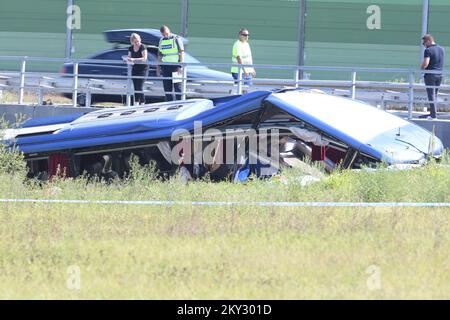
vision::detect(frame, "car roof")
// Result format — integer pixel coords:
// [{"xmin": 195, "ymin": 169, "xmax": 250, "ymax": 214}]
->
[
  {"xmin": 10, "ymin": 91, "xmax": 270, "ymax": 154},
  {"xmin": 86, "ymin": 48, "xmax": 206, "ymax": 65},
  {"xmin": 103, "ymin": 29, "xmax": 188, "ymax": 46}
]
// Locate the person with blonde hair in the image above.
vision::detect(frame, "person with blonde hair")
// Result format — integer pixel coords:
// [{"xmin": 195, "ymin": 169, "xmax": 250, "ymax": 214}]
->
[{"xmin": 127, "ymin": 33, "xmax": 148, "ymax": 105}]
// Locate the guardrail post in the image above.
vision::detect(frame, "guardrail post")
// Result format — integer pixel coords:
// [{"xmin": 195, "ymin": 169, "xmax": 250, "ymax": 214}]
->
[
  {"xmin": 294, "ymin": 68, "xmax": 300, "ymax": 88},
  {"xmin": 351, "ymin": 71, "xmax": 357, "ymax": 99},
  {"xmin": 181, "ymin": 65, "xmax": 187, "ymax": 100},
  {"xmin": 236, "ymin": 66, "xmax": 242, "ymax": 95},
  {"xmin": 38, "ymin": 84, "xmax": 43, "ymax": 105},
  {"xmin": 19, "ymin": 58, "xmax": 27, "ymax": 104},
  {"xmin": 72, "ymin": 62, "xmax": 78, "ymax": 107},
  {"xmin": 408, "ymin": 72, "xmax": 414, "ymax": 120},
  {"xmin": 126, "ymin": 63, "xmax": 132, "ymax": 106},
  {"xmin": 86, "ymin": 86, "xmax": 91, "ymax": 108}
]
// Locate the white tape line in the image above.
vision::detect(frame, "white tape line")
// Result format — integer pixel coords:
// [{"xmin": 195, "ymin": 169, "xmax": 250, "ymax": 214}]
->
[{"xmin": 0, "ymin": 199, "xmax": 449, "ymax": 207}]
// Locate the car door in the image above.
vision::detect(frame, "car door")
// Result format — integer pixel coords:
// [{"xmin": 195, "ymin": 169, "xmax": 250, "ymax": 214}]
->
[
  {"xmin": 146, "ymin": 49, "xmax": 158, "ymax": 78},
  {"xmin": 79, "ymin": 50, "xmax": 128, "ymax": 79}
]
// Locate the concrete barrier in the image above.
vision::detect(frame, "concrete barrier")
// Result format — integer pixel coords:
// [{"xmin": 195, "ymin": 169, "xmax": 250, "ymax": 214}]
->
[
  {"xmin": 390, "ymin": 111, "xmax": 450, "ymax": 149},
  {"xmin": 410, "ymin": 119, "xmax": 450, "ymax": 149}
]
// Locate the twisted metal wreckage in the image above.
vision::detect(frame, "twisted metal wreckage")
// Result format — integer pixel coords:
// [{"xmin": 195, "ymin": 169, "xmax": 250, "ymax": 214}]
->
[{"xmin": 1, "ymin": 89, "xmax": 444, "ymax": 182}]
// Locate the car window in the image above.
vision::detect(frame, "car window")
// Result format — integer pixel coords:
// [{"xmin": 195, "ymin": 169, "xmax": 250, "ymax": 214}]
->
[
  {"xmin": 88, "ymin": 49, "xmax": 205, "ymax": 68},
  {"xmin": 144, "ymin": 51, "xmax": 196, "ymax": 63},
  {"xmin": 90, "ymin": 50, "xmax": 128, "ymax": 61},
  {"xmin": 147, "ymin": 52, "xmax": 158, "ymax": 62}
]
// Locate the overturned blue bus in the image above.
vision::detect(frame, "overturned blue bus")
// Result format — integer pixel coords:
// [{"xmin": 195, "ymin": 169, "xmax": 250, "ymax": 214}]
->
[{"xmin": 1, "ymin": 89, "xmax": 444, "ymax": 181}]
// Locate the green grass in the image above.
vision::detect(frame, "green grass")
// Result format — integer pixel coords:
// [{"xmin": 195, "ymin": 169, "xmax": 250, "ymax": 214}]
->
[
  {"xmin": 0, "ymin": 90, "xmax": 72, "ymax": 106},
  {"xmin": 0, "ymin": 148, "xmax": 449, "ymax": 299}
]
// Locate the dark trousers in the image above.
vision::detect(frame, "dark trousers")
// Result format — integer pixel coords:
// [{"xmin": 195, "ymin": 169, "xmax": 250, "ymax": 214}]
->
[
  {"xmin": 132, "ymin": 68, "xmax": 148, "ymax": 104},
  {"xmin": 424, "ymin": 74, "xmax": 442, "ymax": 118},
  {"xmin": 161, "ymin": 65, "xmax": 181, "ymax": 101}
]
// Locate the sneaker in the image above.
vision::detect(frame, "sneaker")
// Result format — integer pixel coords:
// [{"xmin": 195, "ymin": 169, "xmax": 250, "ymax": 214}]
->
[
  {"xmin": 426, "ymin": 116, "xmax": 437, "ymax": 120},
  {"xmin": 419, "ymin": 114, "xmax": 431, "ymax": 119}
]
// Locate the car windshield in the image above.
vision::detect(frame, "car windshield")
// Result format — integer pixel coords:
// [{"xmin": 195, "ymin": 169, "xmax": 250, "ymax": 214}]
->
[
  {"xmin": 89, "ymin": 49, "xmax": 207, "ymax": 68},
  {"xmin": 184, "ymin": 53, "xmax": 207, "ymax": 69},
  {"xmin": 88, "ymin": 50, "xmax": 127, "ymax": 61}
]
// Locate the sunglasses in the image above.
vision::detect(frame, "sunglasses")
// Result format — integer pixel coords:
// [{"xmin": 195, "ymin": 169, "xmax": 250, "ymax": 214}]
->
[{"xmin": 240, "ymin": 33, "xmax": 249, "ymax": 36}]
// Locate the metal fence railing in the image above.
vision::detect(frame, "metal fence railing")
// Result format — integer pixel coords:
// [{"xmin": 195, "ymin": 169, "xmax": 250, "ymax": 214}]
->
[{"xmin": 0, "ymin": 55, "xmax": 449, "ymax": 120}]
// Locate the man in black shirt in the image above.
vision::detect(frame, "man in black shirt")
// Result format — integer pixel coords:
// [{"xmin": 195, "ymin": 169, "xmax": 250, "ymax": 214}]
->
[{"xmin": 420, "ymin": 34, "xmax": 445, "ymax": 119}]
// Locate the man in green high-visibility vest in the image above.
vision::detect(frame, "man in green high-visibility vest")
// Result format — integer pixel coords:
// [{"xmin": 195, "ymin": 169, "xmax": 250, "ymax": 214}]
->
[
  {"xmin": 231, "ymin": 28, "xmax": 256, "ymax": 86},
  {"xmin": 157, "ymin": 25, "xmax": 185, "ymax": 101}
]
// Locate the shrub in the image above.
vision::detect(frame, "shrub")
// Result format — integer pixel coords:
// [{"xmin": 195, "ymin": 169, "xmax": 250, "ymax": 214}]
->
[{"xmin": 0, "ymin": 144, "xmax": 27, "ymax": 176}]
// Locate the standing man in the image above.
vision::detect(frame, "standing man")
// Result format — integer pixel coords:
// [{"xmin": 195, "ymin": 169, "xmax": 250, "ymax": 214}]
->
[
  {"xmin": 231, "ymin": 28, "xmax": 256, "ymax": 86},
  {"xmin": 157, "ymin": 25, "xmax": 185, "ymax": 101},
  {"xmin": 420, "ymin": 34, "xmax": 445, "ymax": 119}
]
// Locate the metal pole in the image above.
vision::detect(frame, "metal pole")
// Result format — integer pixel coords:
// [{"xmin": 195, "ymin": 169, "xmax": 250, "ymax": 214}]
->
[
  {"xmin": 86, "ymin": 87, "xmax": 91, "ymax": 108},
  {"xmin": 38, "ymin": 76, "xmax": 50, "ymax": 105},
  {"xmin": 72, "ymin": 62, "xmax": 78, "ymax": 107},
  {"xmin": 19, "ymin": 58, "xmax": 27, "ymax": 104},
  {"xmin": 237, "ymin": 66, "xmax": 243, "ymax": 95},
  {"xmin": 126, "ymin": 64, "xmax": 132, "ymax": 106},
  {"xmin": 420, "ymin": 0, "xmax": 429, "ymax": 64},
  {"xmin": 351, "ymin": 71, "xmax": 357, "ymax": 99},
  {"xmin": 181, "ymin": 65, "xmax": 187, "ymax": 100},
  {"xmin": 38, "ymin": 87, "xmax": 43, "ymax": 105},
  {"xmin": 297, "ymin": 0, "xmax": 306, "ymax": 80},
  {"xmin": 180, "ymin": 0, "xmax": 189, "ymax": 37},
  {"xmin": 66, "ymin": 0, "xmax": 74, "ymax": 60},
  {"xmin": 408, "ymin": 71, "xmax": 414, "ymax": 120}
]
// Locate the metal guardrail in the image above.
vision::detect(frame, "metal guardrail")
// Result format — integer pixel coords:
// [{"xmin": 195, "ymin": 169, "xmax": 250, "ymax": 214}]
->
[{"xmin": 0, "ymin": 55, "xmax": 448, "ymax": 119}]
